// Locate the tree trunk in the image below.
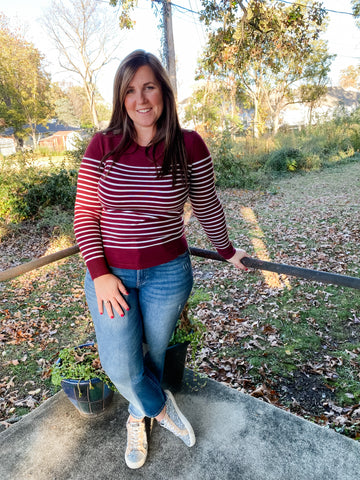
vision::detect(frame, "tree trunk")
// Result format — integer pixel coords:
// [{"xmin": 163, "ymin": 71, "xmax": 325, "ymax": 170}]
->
[
  {"xmin": 84, "ymin": 81, "xmax": 99, "ymax": 129},
  {"xmin": 253, "ymin": 96, "xmax": 260, "ymax": 138},
  {"xmin": 308, "ymin": 103, "xmax": 314, "ymax": 126},
  {"xmin": 273, "ymin": 112, "xmax": 280, "ymax": 135}
]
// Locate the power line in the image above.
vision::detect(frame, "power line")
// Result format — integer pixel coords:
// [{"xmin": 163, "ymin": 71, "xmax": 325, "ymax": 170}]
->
[
  {"xmin": 99, "ymin": 0, "xmax": 354, "ymax": 18},
  {"xmin": 172, "ymin": 0, "xmax": 356, "ymax": 20},
  {"xmin": 171, "ymin": 2, "xmax": 200, "ymax": 15},
  {"xmin": 188, "ymin": 0, "xmax": 207, "ymax": 36},
  {"xmin": 277, "ymin": 0, "xmax": 354, "ymax": 17},
  {"xmin": 171, "ymin": 5, "xmax": 201, "ymax": 23},
  {"xmin": 170, "ymin": 1, "xmax": 207, "ymax": 41}
]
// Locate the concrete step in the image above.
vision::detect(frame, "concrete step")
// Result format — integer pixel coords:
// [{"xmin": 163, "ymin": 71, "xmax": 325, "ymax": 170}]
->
[{"xmin": 1, "ymin": 370, "xmax": 359, "ymax": 480}]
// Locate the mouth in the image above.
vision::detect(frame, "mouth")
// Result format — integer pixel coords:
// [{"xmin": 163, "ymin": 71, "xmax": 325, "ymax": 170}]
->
[{"xmin": 137, "ymin": 108, "xmax": 152, "ymax": 114}]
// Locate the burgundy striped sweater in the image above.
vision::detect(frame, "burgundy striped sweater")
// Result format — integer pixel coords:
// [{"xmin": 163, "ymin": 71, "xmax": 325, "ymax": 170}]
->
[{"xmin": 74, "ymin": 129, "xmax": 235, "ymax": 279}]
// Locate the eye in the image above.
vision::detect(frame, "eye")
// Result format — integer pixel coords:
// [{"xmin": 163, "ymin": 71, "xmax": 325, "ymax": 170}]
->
[
  {"xmin": 145, "ymin": 85, "xmax": 155, "ymax": 90},
  {"xmin": 126, "ymin": 87, "xmax": 135, "ymax": 95}
]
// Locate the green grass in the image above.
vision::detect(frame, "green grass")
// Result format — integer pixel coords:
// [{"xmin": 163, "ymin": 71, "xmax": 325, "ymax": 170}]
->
[
  {"xmin": 188, "ymin": 288, "xmax": 211, "ymax": 308},
  {"xmin": 1, "ymin": 255, "xmax": 93, "ymax": 420},
  {"xmin": 1, "ymin": 153, "xmax": 360, "ymax": 440},
  {"xmin": 184, "ymin": 159, "xmax": 360, "ymax": 439}
]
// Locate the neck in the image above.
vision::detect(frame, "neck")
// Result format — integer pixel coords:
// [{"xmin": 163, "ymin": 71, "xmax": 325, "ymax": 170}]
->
[
  {"xmin": 136, "ymin": 137, "xmax": 152, "ymax": 147},
  {"xmin": 135, "ymin": 127, "xmax": 156, "ymax": 147}
]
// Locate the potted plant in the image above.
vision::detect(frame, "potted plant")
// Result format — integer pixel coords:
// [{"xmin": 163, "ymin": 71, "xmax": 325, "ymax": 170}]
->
[
  {"xmin": 51, "ymin": 342, "xmax": 115, "ymax": 416},
  {"xmin": 162, "ymin": 303, "xmax": 206, "ymax": 390},
  {"xmin": 52, "ymin": 306, "xmax": 206, "ymax": 411}
]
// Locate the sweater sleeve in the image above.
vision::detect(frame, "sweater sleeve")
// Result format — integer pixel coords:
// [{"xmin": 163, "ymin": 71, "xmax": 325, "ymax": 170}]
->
[
  {"xmin": 74, "ymin": 133, "xmax": 110, "ymax": 279},
  {"xmin": 187, "ymin": 131, "xmax": 236, "ymax": 260}
]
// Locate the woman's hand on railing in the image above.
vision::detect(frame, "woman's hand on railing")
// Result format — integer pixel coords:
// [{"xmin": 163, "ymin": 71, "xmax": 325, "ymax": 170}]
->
[
  {"xmin": 227, "ymin": 248, "xmax": 250, "ymax": 271},
  {"xmin": 93, "ymin": 273, "xmax": 130, "ymax": 318}
]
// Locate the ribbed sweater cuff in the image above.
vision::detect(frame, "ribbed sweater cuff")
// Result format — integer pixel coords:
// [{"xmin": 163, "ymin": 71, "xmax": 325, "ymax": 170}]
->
[
  {"xmin": 86, "ymin": 258, "xmax": 110, "ymax": 280},
  {"xmin": 216, "ymin": 244, "xmax": 236, "ymax": 260}
]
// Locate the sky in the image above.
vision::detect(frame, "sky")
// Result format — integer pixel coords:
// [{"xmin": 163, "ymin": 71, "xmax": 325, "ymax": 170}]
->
[{"xmin": 1, "ymin": 0, "xmax": 360, "ymax": 104}]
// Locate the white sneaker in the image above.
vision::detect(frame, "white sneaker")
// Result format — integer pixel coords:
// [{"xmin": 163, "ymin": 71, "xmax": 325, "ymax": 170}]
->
[
  {"xmin": 125, "ymin": 417, "xmax": 148, "ymax": 469},
  {"xmin": 159, "ymin": 390, "xmax": 196, "ymax": 447}
]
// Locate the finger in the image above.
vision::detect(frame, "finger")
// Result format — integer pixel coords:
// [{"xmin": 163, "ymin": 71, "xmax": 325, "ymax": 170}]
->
[
  {"xmin": 98, "ymin": 297, "xmax": 104, "ymax": 315},
  {"xmin": 104, "ymin": 297, "xmax": 129, "ymax": 318},
  {"xmin": 114, "ymin": 295, "xmax": 130, "ymax": 313},
  {"xmin": 115, "ymin": 281, "xmax": 130, "ymax": 310},
  {"xmin": 237, "ymin": 263, "xmax": 248, "ymax": 271},
  {"xmin": 117, "ymin": 280, "xmax": 129, "ymax": 297},
  {"xmin": 112, "ymin": 301, "xmax": 126, "ymax": 318},
  {"xmin": 104, "ymin": 300, "xmax": 115, "ymax": 319},
  {"xmin": 239, "ymin": 258, "xmax": 249, "ymax": 271}
]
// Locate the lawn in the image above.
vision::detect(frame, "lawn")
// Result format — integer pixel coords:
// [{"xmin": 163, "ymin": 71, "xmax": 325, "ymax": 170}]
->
[{"xmin": 1, "ymin": 160, "xmax": 360, "ymax": 439}]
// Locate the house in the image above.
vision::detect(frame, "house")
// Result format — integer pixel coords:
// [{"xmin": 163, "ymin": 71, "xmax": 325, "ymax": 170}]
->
[
  {"xmin": 280, "ymin": 87, "xmax": 360, "ymax": 129},
  {"xmin": 38, "ymin": 130, "xmax": 82, "ymax": 151},
  {"xmin": 0, "ymin": 136, "xmax": 16, "ymax": 156},
  {"xmin": 1, "ymin": 121, "xmax": 83, "ymax": 151}
]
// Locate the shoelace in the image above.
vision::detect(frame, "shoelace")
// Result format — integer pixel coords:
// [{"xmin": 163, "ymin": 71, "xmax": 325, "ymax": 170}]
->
[{"xmin": 128, "ymin": 421, "xmax": 145, "ymax": 450}]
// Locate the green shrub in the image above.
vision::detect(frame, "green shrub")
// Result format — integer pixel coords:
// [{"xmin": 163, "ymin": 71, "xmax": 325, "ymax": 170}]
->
[
  {"xmin": 65, "ymin": 136, "xmax": 91, "ymax": 168},
  {"xmin": 36, "ymin": 206, "xmax": 75, "ymax": 237},
  {"xmin": 210, "ymin": 131, "xmax": 259, "ymax": 188},
  {"xmin": 21, "ymin": 169, "xmax": 77, "ymax": 216},
  {"xmin": 4, "ymin": 150, "xmax": 41, "ymax": 170},
  {"xmin": 0, "ymin": 175, "xmax": 27, "ymax": 222},
  {"xmin": 265, "ymin": 147, "xmax": 305, "ymax": 172},
  {"xmin": 0, "ymin": 169, "xmax": 78, "ymax": 222},
  {"xmin": 214, "ymin": 154, "xmax": 248, "ymax": 188},
  {"xmin": 348, "ymin": 124, "xmax": 360, "ymax": 151},
  {"xmin": 210, "ymin": 132, "xmax": 242, "ymax": 186},
  {"xmin": 303, "ymin": 154, "xmax": 322, "ymax": 170}
]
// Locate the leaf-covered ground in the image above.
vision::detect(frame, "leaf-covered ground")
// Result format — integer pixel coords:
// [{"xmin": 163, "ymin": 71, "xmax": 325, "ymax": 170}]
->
[
  {"xmin": 186, "ymin": 161, "xmax": 360, "ymax": 440},
  {"xmin": 1, "ymin": 160, "xmax": 360, "ymax": 439}
]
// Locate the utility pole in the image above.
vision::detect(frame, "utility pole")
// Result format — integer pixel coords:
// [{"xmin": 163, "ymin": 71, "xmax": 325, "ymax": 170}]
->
[
  {"xmin": 161, "ymin": 0, "xmax": 177, "ymax": 98},
  {"xmin": 112, "ymin": 0, "xmax": 177, "ymax": 96}
]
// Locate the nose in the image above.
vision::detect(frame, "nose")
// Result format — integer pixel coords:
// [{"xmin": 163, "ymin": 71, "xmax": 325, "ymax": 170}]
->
[{"xmin": 136, "ymin": 90, "xmax": 147, "ymax": 104}]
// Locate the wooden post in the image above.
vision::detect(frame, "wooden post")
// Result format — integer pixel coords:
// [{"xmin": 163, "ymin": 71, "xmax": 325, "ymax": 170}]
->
[{"xmin": 162, "ymin": 0, "xmax": 177, "ymax": 97}]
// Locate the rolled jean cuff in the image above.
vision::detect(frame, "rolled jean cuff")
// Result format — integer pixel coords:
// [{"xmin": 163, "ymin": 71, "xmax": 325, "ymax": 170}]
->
[
  {"xmin": 128, "ymin": 405, "xmax": 145, "ymax": 420},
  {"xmin": 129, "ymin": 397, "xmax": 166, "ymax": 419}
]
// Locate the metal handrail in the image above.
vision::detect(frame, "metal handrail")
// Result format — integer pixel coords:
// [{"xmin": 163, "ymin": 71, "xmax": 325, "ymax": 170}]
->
[
  {"xmin": 1, "ymin": 244, "xmax": 360, "ymax": 290},
  {"xmin": 189, "ymin": 247, "xmax": 360, "ymax": 290},
  {"xmin": 0, "ymin": 245, "xmax": 80, "ymax": 282}
]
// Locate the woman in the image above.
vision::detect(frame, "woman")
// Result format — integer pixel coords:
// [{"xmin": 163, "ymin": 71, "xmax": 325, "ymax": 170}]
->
[{"xmin": 74, "ymin": 49, "xmax": 248, "ymax": 469}]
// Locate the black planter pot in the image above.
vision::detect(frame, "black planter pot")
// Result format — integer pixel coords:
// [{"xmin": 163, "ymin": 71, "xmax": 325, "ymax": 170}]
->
[
  {"xmin": 61, "ymin": 377, "xmax": 114, "ymax": 417},
  {"xmin": 58, "ymin": 341, "xmax": 188, "ymax": 415},
  {"xmin": 162, "ymin": 341, "xmax": 189, "ymax": 391}
]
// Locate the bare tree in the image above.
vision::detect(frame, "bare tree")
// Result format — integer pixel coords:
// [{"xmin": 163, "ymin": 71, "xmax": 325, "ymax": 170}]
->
[{"xmin": 42, "ymin": 0, "xmax": 122, "ymax": 128}]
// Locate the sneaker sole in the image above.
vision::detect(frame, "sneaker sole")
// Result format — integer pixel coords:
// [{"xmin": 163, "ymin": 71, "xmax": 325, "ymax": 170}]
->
[
  {"xmin": 125, "ymin": 455, "xmax": 147, "ymax": 470},
  {"xmin": 164, "ymin": 389, "xmax": 196, "ymax": 447}
]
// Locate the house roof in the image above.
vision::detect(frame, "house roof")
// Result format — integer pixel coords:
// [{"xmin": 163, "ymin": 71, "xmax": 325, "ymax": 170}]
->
[{"xmin": 1, "ymin": 122, "xmax": 80, "ymax": 136}]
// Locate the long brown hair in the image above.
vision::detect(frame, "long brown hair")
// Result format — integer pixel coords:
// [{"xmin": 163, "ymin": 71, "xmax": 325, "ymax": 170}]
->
[{"xmin": 102, "ymin": 50, "xmax": 188, "ymax": 186}]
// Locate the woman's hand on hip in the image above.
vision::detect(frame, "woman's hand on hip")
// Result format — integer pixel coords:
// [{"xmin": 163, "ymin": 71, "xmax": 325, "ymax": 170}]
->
[
  {"xmin": 227, "ymin": 248, "xmax": 250, "ymax": 271},
  {"xmin": 93, "ymin": 273, "xmax": 129, "ymax": 318}
]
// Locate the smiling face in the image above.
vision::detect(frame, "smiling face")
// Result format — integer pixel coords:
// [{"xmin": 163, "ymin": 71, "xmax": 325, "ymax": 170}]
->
[{"xmin": 124, "ymin": 65, "xmax": 164, "ymax": 145}]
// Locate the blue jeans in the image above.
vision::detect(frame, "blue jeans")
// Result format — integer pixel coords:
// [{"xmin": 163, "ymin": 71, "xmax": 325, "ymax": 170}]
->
[{"xmin": 84, "ymin": 252, "xmax": 193, "ymax": 419}]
